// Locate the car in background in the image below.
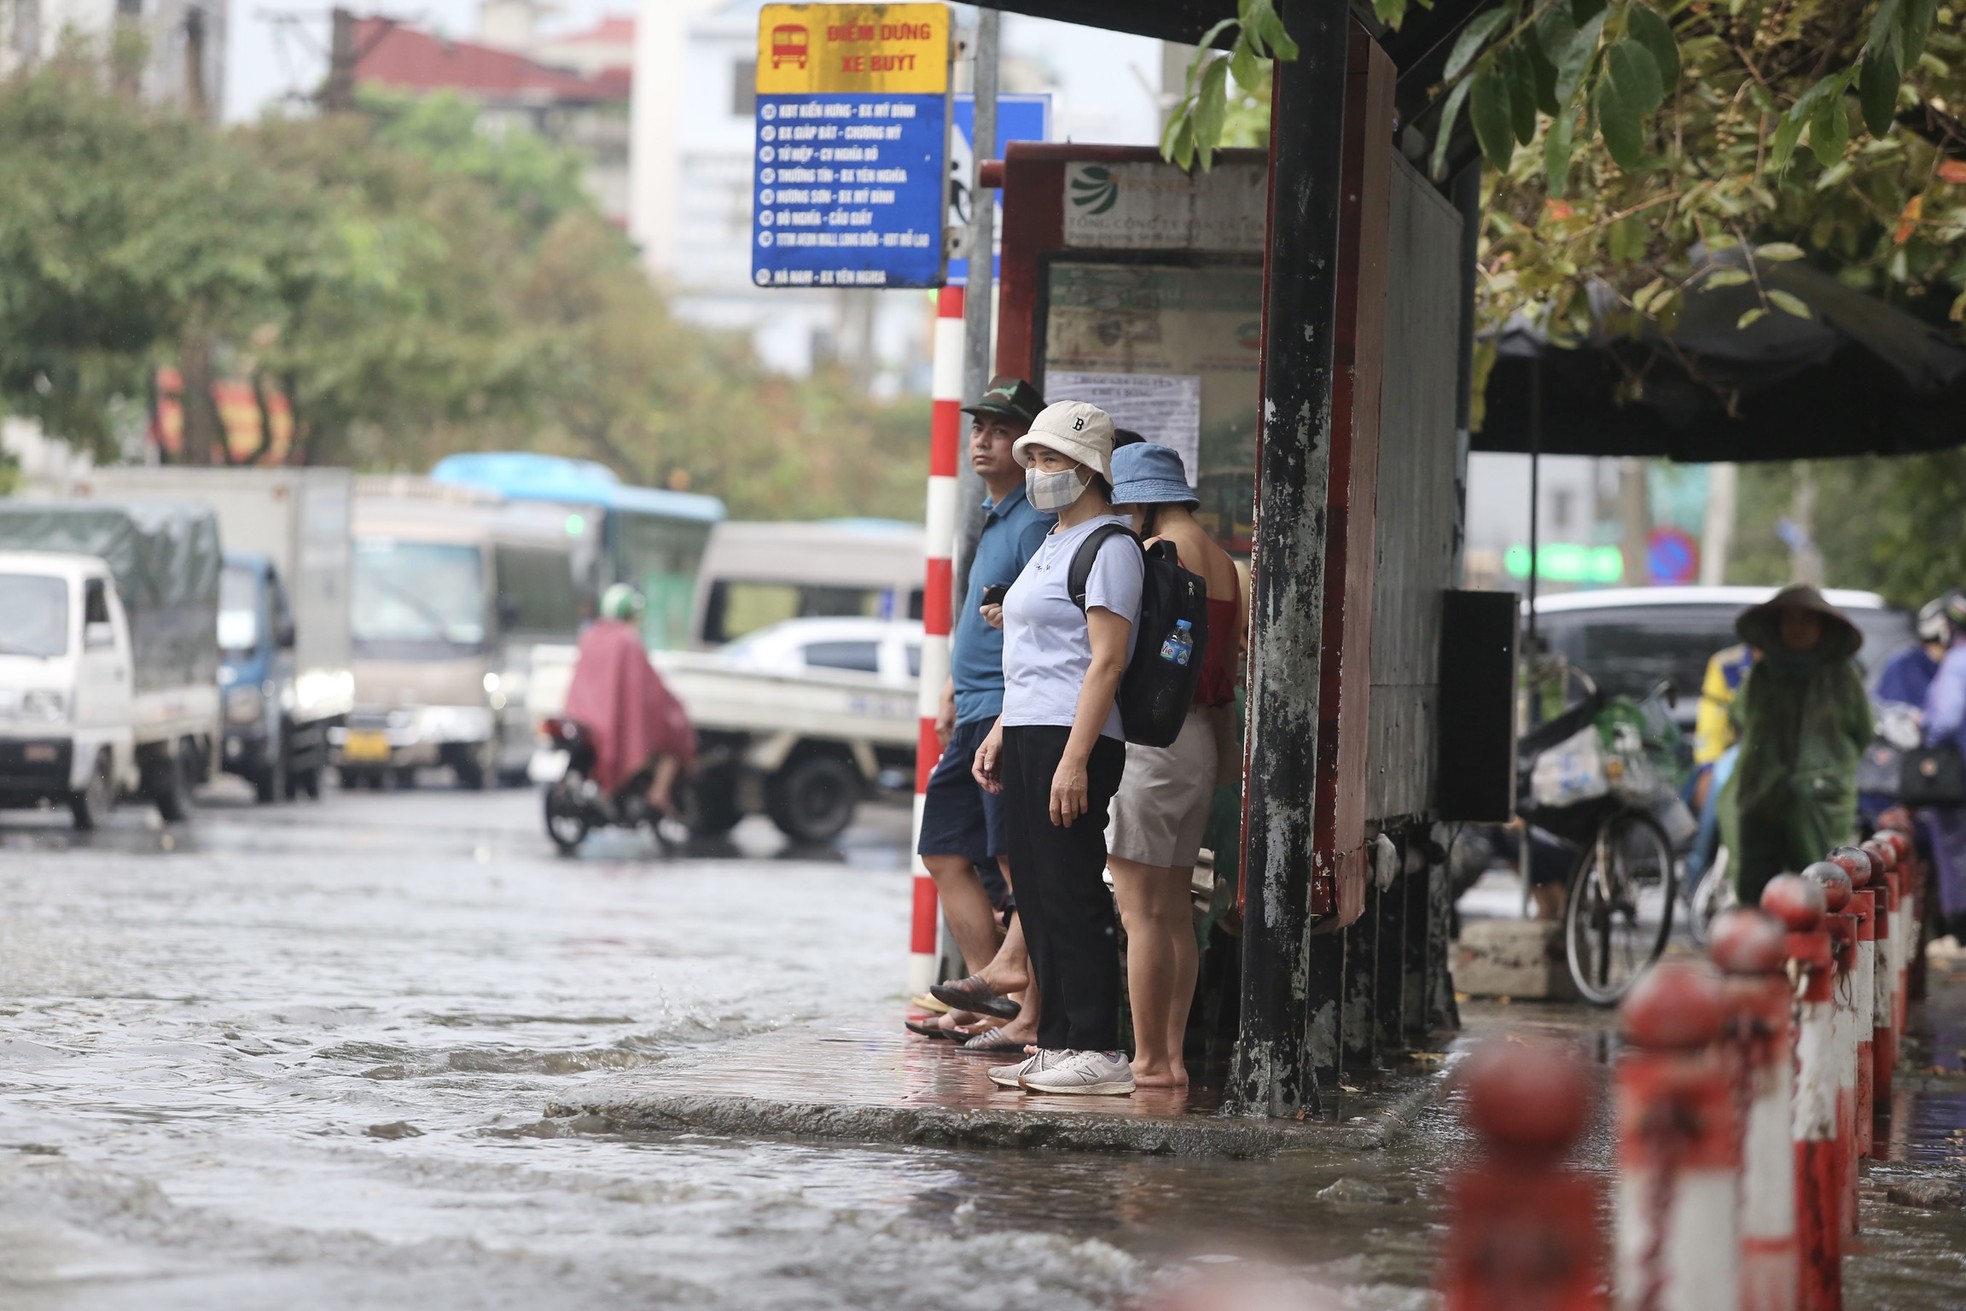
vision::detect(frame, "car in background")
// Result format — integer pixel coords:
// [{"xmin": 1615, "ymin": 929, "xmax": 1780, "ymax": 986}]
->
[
  {"xmin": 717, "ymin": 617, "xmax": 923, "ymax": 689},
  {"xmin": 1530, "ymin": 586, "xmax": 1918, "ymax": 735},
  {"xmin": 691, "ymin": 520, "xmax": 923, "ymax": 649}
]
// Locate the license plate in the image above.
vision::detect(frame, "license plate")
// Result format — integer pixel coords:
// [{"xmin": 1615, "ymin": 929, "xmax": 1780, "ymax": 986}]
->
[{"xmin": 343, "ymin": 730, "xmax": 391, "ymax": 763}]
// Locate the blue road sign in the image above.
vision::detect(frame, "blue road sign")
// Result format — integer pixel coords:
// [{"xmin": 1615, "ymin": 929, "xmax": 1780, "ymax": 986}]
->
[
  {"xmin": 947, "ymin": 93, "xmax": 1052, "ymax": 286},
  {"xmin": 752, "ymin": 93, "xmax": 950, "ymax": 289}
]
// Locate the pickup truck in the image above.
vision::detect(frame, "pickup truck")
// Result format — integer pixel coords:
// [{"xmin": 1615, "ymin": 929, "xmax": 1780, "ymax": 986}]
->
[
  {"xmin": 0, "ymin": 503, "xmax": 222, "ymax": 827},
  {"xmin": 75, "ymin": 467, "xmax": 355, "ymax": 804},
  {"xmin": 526, "ymin": 643, "xmax": 917, "ymax": 844}
]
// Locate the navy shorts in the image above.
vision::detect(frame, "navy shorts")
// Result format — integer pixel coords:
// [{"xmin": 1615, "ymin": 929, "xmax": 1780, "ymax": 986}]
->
[{"xmin": 916, "ymin": 717, "xmax": 1007, "ymax": 868}]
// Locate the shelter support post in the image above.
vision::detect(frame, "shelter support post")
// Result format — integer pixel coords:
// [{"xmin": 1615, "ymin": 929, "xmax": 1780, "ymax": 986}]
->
[{"xmin": 1232, "ymin": 9, "xmax": 1394, "ymax": 1115}]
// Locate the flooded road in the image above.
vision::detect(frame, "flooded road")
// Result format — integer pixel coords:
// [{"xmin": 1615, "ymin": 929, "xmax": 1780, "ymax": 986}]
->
[{"xmin": 2, "ymin": 784, "xmax": 1963, "ymax": 1309}]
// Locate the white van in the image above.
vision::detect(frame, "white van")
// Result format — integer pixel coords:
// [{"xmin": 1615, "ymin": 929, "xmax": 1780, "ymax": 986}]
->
[
  {"xmin": 0, "ymin": 503, "xmax": 223, "ymax": 828},
  {"xmin": 690, "ymin": 520, "xmax": 923, "ymax": 648}
]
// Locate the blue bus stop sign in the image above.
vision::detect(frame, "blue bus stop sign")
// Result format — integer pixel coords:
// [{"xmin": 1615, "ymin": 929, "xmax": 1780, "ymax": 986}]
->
[{"xmin": 751, "ymin": 5, "xmax": 953, "ymax": 291}]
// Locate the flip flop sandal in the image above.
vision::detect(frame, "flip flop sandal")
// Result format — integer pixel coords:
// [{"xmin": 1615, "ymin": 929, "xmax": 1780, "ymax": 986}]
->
[
  {"xmin": 904, "ymin": 1018, "xmax": 957, "ymax": 1040},
  {"xmin": 909, "ymin": 992, "xmax": 951, "ymax": 1015},
  {"xmin": 956, "ymin": 1027, "xmax": 1028, "ymax": 1054},
  {"xmin": 929, "ymin": 975, "xmax": 1021, "ymax": 1020}
]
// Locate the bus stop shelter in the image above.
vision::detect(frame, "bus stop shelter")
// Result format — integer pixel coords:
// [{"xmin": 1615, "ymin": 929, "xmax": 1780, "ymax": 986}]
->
[{"xmin": 972, "ymin": 0, "xmax": 1512, "ymax": 1116}]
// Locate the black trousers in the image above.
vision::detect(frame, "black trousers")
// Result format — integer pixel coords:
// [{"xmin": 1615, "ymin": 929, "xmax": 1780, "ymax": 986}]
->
[{"xmin": 1000, "ymin": 725, "xmax": 1127, "ymax": 1052}]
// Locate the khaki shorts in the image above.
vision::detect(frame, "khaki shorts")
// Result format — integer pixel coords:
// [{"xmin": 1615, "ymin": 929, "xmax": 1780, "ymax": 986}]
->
[{"xmin": 1107, "ymin": 704, "xmax": 1233, "ymax": 869}]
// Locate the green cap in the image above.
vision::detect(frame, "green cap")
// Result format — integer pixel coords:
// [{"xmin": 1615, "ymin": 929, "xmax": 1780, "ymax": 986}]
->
[
  {"xmin": 600, "ymin": 583, "xmax": 645, "ymax": 622},
  {"xmin": 961, "ymin": 376, "xmax": 1044, "ymax": 427}
]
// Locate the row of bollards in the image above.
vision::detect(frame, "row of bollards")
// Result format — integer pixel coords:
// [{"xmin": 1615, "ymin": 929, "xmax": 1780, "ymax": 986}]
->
[{"xmin": 1444, "ymin": 825, "xmax": 1923, "ymax": 1311}]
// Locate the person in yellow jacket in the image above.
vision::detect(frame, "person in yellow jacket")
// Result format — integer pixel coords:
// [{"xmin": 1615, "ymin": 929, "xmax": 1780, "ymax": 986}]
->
[
  {"xmin": 1686, "ymin": 640, "xmax": 1758, "ymax": 884},
  {"xmin": 1694, "ymin": 641, "xmax": 1757, "ymax": 767}
]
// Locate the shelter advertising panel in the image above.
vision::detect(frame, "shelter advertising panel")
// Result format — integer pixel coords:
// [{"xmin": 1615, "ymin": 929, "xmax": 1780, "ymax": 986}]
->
[{"xmin": 752, "ymin": 4, "xmax": 951, "ymax": 290}]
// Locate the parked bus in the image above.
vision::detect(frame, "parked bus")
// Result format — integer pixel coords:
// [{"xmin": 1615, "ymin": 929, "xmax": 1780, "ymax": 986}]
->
[
  {"xmin": 691, "ymin": 519, "xmax": 923, "ymax": 649},
  {"xmin": 335, "ymin": 478, "xmax": 593, "ymax": 789},
  {"xmin": 430, "ymin": 452, "xmax": 724, "ymax": 652}
]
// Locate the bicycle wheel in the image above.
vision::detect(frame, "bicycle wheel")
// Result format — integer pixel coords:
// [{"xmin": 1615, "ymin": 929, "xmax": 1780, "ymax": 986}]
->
[
  {"xmin": 1565, "ymin": 809, "xmax": 1677, "ymax": 1005},
  {"xmin": 1686, "ymin": 846, "xmax": 1736, "ymax": 947}
]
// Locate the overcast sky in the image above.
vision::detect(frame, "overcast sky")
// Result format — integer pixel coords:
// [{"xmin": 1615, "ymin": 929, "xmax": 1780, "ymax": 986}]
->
[{"xmin": 224, "ymin": 2, "xmax": 1168, "ymax": 145}]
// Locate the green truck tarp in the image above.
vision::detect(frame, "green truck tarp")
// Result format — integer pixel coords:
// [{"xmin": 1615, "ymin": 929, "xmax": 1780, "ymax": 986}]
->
[{"xmin": 0, "ymin": 501, "xmax": 220, "ymax": 696}]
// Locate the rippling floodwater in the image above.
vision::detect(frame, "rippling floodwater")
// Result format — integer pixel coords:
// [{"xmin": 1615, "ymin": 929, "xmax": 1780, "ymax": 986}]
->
[{"xmin": 2, "ymin": 785, "xmax": 1962, "ymax": 1310}]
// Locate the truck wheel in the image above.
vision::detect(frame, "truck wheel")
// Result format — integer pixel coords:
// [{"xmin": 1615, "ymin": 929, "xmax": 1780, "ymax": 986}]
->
[
  {"xmin": 455, "ymin": 734, "xmax": 495, "ymax": 791},
  {"xmin": 679, "ymin": 770, "xmax": 743, "ymax": 837},
  {"xmin": 70, "ymin": 751, "xmax": 114, "ymax": 832},
  {"xmin": 766, "ymin": 753, "xmax": 861, "ymax": 846},
  {"xmin": 254, "ymin": 745, "xmax": 287, "ymax": 805},
  {"xmin": 148, "ymin": 740, "xmax": 194, "ymax": 823}
]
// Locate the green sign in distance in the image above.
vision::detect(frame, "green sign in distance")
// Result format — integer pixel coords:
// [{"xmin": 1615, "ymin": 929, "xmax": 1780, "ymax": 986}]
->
[{"xmin": 1503, "ymin": 543, "xmax": 1625, "ymax": 584}]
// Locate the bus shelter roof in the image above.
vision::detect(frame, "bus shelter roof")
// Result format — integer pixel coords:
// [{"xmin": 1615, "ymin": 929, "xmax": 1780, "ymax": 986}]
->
[{"xmin": 1476, "ymin": 254, "xmax": 1966, "ymax": 464}]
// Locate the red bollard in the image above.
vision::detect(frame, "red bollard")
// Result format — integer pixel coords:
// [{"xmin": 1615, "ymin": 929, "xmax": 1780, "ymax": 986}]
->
[
  {"xmin": 1800, "ymin": 861, "xmax": 1859, "ymax": 1241},
  {"xmin": 1763, "ymin": 873, "xmax": 1838, "ymax": 1311},
  {"xmin": 1852, "ymin": 841, "xmax": 1899, "ymax": 1114},
  {"xmin": 1615, "ymin": 961, "xmax": 1738, "ymax": 1311},
  {"xmin": 1864, "ymin": 835, "xmax": 1909, "ymax": 1056},
  {"xmin": 1710, "ymin": 909, "xmax": 1799, "ymax": 1311},
  {"xmin": 1875, "ymin": 823, "xmax": 1926, "ymax": 1004},
  {"xmin": 1441, "ymin": 1040, "xmax": 1603, "ymax": 1311},
  {"xmin": 1826, "ymin": 849, "xmax": 1876, "ymax": 1160}
]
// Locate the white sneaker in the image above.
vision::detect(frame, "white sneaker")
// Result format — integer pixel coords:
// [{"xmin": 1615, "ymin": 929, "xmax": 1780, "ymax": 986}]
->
[
  {"xmin": 1019, "ymin": 1049, "xmax": 1135, "ymax": 1096},
  {"xmin": 987, "ymin": 1049, "xmax": 1051, "ymax": 1089}
]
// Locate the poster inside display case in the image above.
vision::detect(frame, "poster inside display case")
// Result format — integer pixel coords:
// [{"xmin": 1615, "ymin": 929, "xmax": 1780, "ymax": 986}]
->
[{"xmin": 1039, "ymin": 259, "xmax": 1262, "ymax": 553}]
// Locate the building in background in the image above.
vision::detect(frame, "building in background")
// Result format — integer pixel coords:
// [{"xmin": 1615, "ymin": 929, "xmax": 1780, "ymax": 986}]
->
[
  {"xmin": 1462, "ymin": 453, "xmax": 1619, "ymax": 593},
  {"xmin": 3, "ymin": 0, "xmax": 227, "ymax": 114},
  {"xmin": 348, "ymin": 3, "xmax": 634, "ymax": 225},
  {"xmin": 630, "ymin": 0, "xmax": 1118, "ymax": 392}
]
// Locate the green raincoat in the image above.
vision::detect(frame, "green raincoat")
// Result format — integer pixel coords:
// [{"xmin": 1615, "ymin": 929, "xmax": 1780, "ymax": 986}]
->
[{"xmin": 1720, "ymin": 586, "xmax": 1873, "ymax": 907}]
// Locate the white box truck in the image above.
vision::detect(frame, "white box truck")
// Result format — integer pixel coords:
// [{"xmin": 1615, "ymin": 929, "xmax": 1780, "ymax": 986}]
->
[
  {"xmin": 0, "ymin": 502, "xmax": 222, "ymax": 827},
  {"xmin": 73, "ymin": 468, "xmax": 356, "ymax": 802}
]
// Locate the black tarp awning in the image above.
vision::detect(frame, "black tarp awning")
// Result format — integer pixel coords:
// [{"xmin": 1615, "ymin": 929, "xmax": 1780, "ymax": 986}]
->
[
  {"xmin": 973, "ymin": 0, "xmax": 1498, "ymax": 179},
  {"xmin": 1476, "ymin": 252, "xmax": 1966, "ymax": 464}
]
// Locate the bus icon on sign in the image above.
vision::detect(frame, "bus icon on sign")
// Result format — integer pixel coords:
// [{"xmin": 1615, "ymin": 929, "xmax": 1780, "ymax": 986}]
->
[{"xmin": 770, "ymin": 24, "xmax": 808, "ymax": 69}]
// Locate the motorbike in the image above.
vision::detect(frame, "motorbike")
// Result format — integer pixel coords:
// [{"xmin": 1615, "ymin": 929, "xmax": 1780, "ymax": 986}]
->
[{"xmin": 538, "ymin": 717, "xmax": 689, "ymax": 856}]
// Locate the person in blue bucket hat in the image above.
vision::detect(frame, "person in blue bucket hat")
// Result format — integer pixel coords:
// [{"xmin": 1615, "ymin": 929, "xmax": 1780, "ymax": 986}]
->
[{"xmin": 1103, "ymin": 439, "xmax": 1245, "ymax": 1090}]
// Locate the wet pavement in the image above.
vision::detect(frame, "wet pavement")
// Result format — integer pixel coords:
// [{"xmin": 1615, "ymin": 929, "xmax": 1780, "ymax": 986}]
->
[{"xmin": 2, "ymin": 782, "xmax": 1964, "ymax": 1309}]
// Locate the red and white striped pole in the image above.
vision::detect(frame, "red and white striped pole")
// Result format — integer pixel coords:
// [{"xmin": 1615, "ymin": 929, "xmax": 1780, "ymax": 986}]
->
[
  {"xmin": 1440, "ymin": 1040, "xmax": 1602, "ymax": 1311},
  {"xmin": 1856, "ymin": 843, "xmax": 1898, "ymax": 1113},
  {"xmin": 1827, "ymin": 848, "xmax": 1876, "ymax": 1160},
  {"xmin": 1614, "ymin": 960, "xmax": 1739, "ymax": 1311},
  {"xmin": 908, "ymin": 285, "xmax": 966, "ymax": 997},
  {"xmin": 1801, "ymin": 861, "xmax": 1859, "ymax": 1242},
  {"xmin": 1863, "ymin": 835, "xmax": 1907, "ymax": 1083},
  {"xmin": 1710, "ymin": 908, "xmax": 1798, "ymax": 1311},
  {"xmin": 1764, "ymin": 872, "xmax": 1838, "ymax": 1311}
]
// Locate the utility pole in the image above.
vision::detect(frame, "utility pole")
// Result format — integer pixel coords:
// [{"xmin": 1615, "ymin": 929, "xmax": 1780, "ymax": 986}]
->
[
  {"xmin": 950, "ymin": 9, "xmax": 999, "ymax": 610},
  {"xmin": 324, "ymin": 7, "xmax": 356, "ymax": 113},
  {"xmin": 182, "ymin": 6, "xmax": 208, "ymax": 118},
  {"xmin": 1701, "ymin": 462, "xmax": 1736, "ymax": 585}
]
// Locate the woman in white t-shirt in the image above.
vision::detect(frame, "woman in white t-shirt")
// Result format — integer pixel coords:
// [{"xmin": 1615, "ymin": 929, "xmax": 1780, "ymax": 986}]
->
[{"xmin": 971, "ymin": 401, "xmax": 1143, "ymax": 1097}]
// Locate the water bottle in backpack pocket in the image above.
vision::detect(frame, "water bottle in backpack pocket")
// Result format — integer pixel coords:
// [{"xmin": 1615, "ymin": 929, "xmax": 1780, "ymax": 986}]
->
[
  {"xmin": 1067, "ymin": 526, "xmax": 1209, "ymax": 748},
  {"xmin": 1158, "ymin": 620, "xmax": 1194, "ymax": 667}
]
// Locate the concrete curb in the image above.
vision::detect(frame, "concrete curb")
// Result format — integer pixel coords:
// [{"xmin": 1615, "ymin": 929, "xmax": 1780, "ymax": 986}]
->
[{"xmin": 546, "ymin": 1065, "xmax": 1452, "ymax": 1160}]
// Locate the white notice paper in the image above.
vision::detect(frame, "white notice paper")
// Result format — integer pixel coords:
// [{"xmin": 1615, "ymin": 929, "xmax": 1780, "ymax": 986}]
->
[{"xmin": 1043, "ymin": 372, "xmax": 1202, "ymax": 486}]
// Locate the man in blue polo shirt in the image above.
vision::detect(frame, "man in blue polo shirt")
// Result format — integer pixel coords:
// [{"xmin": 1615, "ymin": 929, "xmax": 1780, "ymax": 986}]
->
[{"xmin": 910, "ymin": 376, "xmax": 1051, "ymax": 1050}]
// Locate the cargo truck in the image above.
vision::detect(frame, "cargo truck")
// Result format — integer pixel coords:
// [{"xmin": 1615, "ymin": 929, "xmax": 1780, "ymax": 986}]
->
[
  {"xmin": 0, "ymin": 502, "xmax": 221, "ymax": 827},
  {"xmin": 336, "ymin": 479, "xmax": 591, "ymax": 790},
  {"xmin": 73, "ymin": 468, "xmax": 356, "ymax": 803}
]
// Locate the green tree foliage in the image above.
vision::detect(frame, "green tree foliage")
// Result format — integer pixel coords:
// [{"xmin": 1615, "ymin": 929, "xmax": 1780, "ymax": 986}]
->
[
  {"xmin": 0, "ymin": 66, "xmax": 927, "ymax": 520},
  {"xmin": 1731, "ymin": 453, "xmax": 1966, "ymax": 607},
  {"xmin": 1170, "ymin": 2, "xmax": 1966, "ymax": 595}
]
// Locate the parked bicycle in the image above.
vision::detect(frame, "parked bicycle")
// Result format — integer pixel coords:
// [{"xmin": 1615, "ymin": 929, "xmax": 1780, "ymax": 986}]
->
[{"xmin": 1518, "ymin": 671, "xmax": 1693, "ymax": 1005}]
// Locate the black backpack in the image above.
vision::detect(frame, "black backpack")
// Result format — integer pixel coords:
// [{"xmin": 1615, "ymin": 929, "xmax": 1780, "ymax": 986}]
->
[{"xmin": 1067, "ymin": 524, "xmax": 1209, "ymax": 748}]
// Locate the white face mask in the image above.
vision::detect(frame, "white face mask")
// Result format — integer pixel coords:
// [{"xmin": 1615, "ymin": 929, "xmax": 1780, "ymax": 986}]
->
[{"xmin": 1026, "ymin": 464, "xmax": 1087, "ymax": 512}]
